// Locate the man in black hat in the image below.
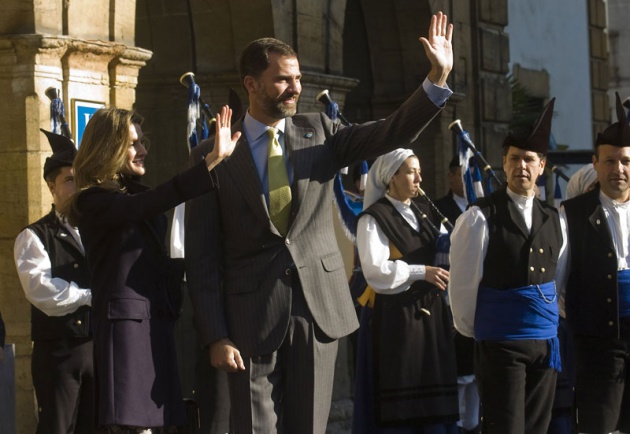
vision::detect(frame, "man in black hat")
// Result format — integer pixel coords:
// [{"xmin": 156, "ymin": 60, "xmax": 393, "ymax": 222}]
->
[
  {"xmin": 449, "ymin": 99, "xmax": 565, "ymax": 434},
  {"xmin": 557, "ymin": 92, "xmax": 630, "ymax": 434},
  {"xmin": 14, "ymin": 129, "xmax": 94, "ymax": 433}
]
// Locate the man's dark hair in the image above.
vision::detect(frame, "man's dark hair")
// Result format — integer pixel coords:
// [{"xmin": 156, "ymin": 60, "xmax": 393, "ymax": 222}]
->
[
  {"xmin": 44, "ymin": 166, "xmax": 66, "ymax": 184},
  {"xmin": 448, "ymin": 155, "xmax": 461, "ymax": 174},
  {"xmin": 501, "ymin": 145, "xmax": 545, "ymax": 161},
  {"xmin": 239, "ymin": 38, "xmax": 297, "ymax": 85}
]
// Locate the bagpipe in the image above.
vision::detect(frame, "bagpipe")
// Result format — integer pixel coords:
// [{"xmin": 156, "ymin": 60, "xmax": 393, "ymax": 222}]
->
[
  {"xmin": 171, "ymin": 73, "xmax": 244, "ymax": 259},
  {"xmin": 45, "ymin": 87, "xmax": 73, "ymax": 140},
  {"xmin": 179, "ymin": 72, "xmax": 214, "ymax": 151},
  {"xmin": 179, "ymin": 72, "xmax": 244, "ymax": 151},
  {"xmin": 449, "ymin": 119, "xmax": 570, "ymax": 207},
  {"xmin": 448, "ymin": 119, "xmax": 503, "ymax": 204},
  {"xmin": 316, "ymin": 89, "xmax": 452, "ymax": 270},
  {"xmin": 417, "ymin": 187, "xmax": 454, "ymax": 233},
  {"xmin": 315, "ymin": 89, "xmax": 367, "ymax": 242}
]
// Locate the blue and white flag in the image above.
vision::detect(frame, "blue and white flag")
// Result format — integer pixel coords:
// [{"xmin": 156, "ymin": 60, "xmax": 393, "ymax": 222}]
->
[{"xmin": 458, "ymin": 130, "xmax": 485, "ymax": 204}]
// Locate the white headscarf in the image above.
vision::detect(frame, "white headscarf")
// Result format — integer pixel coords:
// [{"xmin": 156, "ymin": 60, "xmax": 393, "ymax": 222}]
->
[
  {"xmin": 565, "ymin": 163, "xmax": 597, "ymax": 199},
  {"xmin": 363, "ymin": 148, "xmax": 415, "ymax": 209}
]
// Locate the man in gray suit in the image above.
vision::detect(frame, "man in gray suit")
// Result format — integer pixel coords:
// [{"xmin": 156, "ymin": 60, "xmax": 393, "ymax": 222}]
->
[{"xmin": 186, "ymin": 11, "xmax": 454, "ymax": 433}]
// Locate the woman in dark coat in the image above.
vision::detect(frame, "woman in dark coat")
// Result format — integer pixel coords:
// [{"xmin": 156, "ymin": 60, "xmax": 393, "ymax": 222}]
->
[
  {"xmin": 352, "ymin": 148, "xmax": 459, "ymax": 434},
  {"xmin": 66, "ymin": 106, "xmax": 240, "ymax": 433}
]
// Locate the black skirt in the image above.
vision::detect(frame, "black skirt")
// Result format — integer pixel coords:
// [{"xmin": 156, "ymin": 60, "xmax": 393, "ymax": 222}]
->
[{"xmin": 371, "ymin": 283, "xmax": 459, "ymax": 426}]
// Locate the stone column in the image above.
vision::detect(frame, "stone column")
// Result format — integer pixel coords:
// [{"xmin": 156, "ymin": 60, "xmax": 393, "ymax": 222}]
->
[{"xmin": 0, "ymin": 31, "xmax": 150, "ymax": 432}]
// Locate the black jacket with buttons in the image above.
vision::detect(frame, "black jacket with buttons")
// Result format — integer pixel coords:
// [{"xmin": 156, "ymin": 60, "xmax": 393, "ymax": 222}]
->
[
  {"xmin": 563, "ymin": 187, "xmax": 622, "ymax": 338},
  {"xmin": 26, "ymin": 209, "xmax": 91, "ymax": 341},
  {"xmin": 475, "ymin": 187, "xmax": 562, "ymax": 290}
]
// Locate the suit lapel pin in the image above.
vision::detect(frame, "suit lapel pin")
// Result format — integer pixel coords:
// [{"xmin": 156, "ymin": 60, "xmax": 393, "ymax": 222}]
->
[{"xmin": 304, "ymin": 132, "xmax": 313, "ymax": 138}]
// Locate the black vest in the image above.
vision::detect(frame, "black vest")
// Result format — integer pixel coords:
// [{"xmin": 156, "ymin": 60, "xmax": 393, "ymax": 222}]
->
[
  {"xmin": 563, "ymin": 187, "xmax": 621, "ymax": 337},
  {"xmin": 361, "ymin": 197, "xmax": 441, "ymax": 298},
  {"xmin": 362, "ymin": 197, "xmax": 441, "ymax": 262},
  {"xmin": 26, "ymin": 209, "xmax": 91, "ymax": 341},
  {"xmin": 476, "ymin": 188, "xmax": 562, "ymax": 289}
]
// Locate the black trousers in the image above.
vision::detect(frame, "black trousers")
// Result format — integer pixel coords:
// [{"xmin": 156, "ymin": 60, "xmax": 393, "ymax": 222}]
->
[
  {"xmin": 573, "ymin": 331, "xmax": 630, "ymax": 434},
  {"xmin": 475, "ymin": 339, "xmax": 556, "ymax": 434},
  {"xmin": 32, "ymin": 337, "xmax": 94, "ymax": 434}
]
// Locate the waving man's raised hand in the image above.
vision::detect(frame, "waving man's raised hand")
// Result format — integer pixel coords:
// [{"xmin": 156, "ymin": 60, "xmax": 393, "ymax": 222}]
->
[{"xmin": 419, "ymin": 11, "xmax": 453, "ymax": 87}]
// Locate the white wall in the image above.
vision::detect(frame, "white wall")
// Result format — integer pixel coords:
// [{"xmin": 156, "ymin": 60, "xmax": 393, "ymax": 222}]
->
[{"xmin": 506, "ymin": 0, "xmax": 592, "ymax": 152}]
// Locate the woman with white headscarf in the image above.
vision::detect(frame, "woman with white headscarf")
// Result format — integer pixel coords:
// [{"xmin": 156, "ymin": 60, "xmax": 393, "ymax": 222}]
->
[{"xmin": 352, "ymin": 149, "xmax": 459, "ymax": 434}]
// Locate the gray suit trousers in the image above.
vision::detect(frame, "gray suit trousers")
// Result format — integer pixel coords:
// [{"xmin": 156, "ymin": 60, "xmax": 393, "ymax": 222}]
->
[{"xmin": 227, "ymin": 279, "xmax": 338, "ymax": 434}]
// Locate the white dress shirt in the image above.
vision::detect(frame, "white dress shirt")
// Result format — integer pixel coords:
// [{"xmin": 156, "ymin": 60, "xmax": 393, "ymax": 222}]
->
[
  {"xmin": 452, "ymin": 192, "xmax": 468, "ymax": 213},
  {"xmin": 357, "ymin": 195, "xmax": 429, "ymax": 295},
  {"xmin": 14, "ymin": 213, "xmax": 91, "ymax": 316}
]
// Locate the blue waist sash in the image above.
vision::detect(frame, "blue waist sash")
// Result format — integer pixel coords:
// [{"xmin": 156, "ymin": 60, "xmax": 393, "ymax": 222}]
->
[
  {"xmin": 475, "ymin": 281, "xmax": 561, "ymax": 371},
  {"xmin": 618, "ymin": 269, "xmax": 630, "ymax": 318}
]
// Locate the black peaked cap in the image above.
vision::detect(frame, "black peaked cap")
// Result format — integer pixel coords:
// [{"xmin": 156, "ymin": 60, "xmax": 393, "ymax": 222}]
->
[
  {"xmin": 503, "ymin": 97, "xmax": 556, "ymax": 156},
  {"xmin": 41, "ymin": 129, "xmax": 76, "ymax": 179}
]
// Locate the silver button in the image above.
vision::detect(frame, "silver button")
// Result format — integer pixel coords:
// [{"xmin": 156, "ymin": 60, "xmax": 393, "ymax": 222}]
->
[
  {"xmin": 73, "ymin": 263, "xmax": 79, "ymax": 269},
  {"xmin": 529, "ymin": 248, "xmax": 533, "ymax": 253},
  {"xmin": 541, "ymin": 268, "xmax": 546, "ymax": 273},
  {"xmin": 596, "ymin": 219, "xmax": 601, "ymax": 225},
  {"xmin": 75, "ymin": 320, "xmax": 82, "ymax": 325},
  {"xmin": 285, "ymin": 238, "xmax": 291, "ymax": 245},
  {"xmin": 607, "ymin": 298, "xmax": 612, "ymax": 303},
  {"xmin": 609, "ymin": 321, "xmax": 614, "ymax": 326},
  {"xmin": 530, "ymin": 266, "xmax": 535, "ymax": 272},
  {"xmin": 539, "ymin": 248, "xmax": 544, "ymax": 254}
]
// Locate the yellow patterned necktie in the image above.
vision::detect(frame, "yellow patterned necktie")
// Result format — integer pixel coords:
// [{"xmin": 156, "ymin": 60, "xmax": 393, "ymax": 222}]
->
[{"xmin": 267, "ymin": 127, "xmax": 292, "ymax": 236}]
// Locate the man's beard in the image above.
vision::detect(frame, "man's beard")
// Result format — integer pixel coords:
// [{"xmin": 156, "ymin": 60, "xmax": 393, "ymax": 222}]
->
[{"xmin": 257, "ymin": 89, "xmax": 299, "ymax": 119}]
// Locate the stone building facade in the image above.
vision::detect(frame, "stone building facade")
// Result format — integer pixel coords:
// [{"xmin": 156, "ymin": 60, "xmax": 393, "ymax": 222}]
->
[{"xmin": 0, "ymin": 0, "xmax": 608, "ymax": 432}]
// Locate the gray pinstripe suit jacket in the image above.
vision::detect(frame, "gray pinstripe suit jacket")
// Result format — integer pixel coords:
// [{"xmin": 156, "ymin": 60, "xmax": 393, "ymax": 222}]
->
[{"xmin": 185, "ymin": 86, "xmax": 443, "ymax": 357}]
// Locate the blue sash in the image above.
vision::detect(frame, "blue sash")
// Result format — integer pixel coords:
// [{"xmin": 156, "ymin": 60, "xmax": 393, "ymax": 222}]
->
[
  {"xmin": 618, "ymin": 269, "xmax": 630, "ymax": 318},
  {"xmin": 475, "ymin": 281, "xmax": 561, "ymax": 371}
]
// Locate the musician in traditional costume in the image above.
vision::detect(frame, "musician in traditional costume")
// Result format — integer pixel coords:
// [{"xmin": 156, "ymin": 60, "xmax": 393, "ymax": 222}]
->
[
  {"xmin": 14, "ymin": 129, "xmax": 95, "ymax": 434},
  {"xmin": 352, "ymin": 148, "xmax": 459, "ymax": 434},
  {"xmin": 449, "ymin": 98, "xmax": 564, "ymax": 434},
  {"xmin": 556, "ymin": 92, "xmax": 630, "ymax": 434}
]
